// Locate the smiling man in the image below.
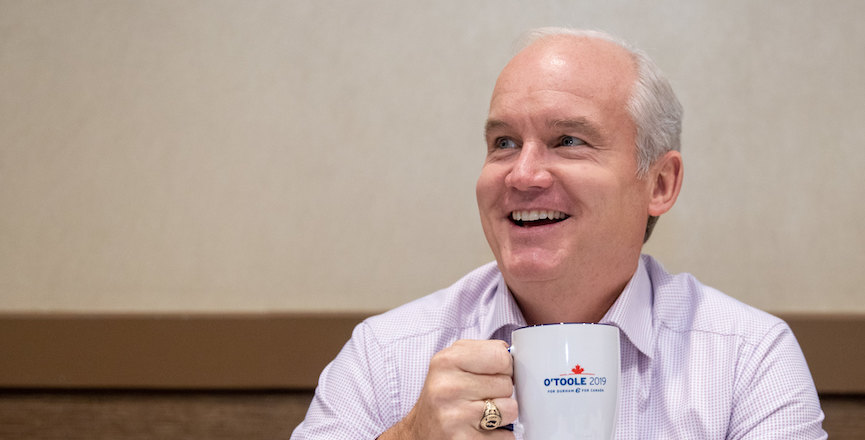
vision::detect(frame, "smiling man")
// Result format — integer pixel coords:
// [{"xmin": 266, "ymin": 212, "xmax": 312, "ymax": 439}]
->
[
  {"xmin": 291, "ymin": 28, "xmax": 826, "ymax": 439},
  {"xmin": 477, "ymin": 32, "xmax": 674, "ymax": 327}
]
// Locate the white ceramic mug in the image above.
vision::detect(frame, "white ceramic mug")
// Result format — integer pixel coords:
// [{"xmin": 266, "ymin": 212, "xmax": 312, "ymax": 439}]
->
[{"xmin": 510, "ymin": 323, "xmax": 621, "ymax": 439}]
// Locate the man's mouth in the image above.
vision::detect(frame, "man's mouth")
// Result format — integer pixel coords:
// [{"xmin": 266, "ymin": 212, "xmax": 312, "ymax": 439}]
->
[{"xmin": 510, "ymin": 210, "xmax": 570, "ymax": 227}]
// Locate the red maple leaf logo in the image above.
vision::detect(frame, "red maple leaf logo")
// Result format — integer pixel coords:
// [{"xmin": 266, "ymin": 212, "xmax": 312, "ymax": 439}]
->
[{"xmin": 571, "ymin": 365, "xmax": 584, "ymax": 375}]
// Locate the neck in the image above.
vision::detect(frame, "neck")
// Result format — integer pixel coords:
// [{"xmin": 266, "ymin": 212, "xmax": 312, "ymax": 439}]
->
[{"xmin": 507, "ymin": 258, "xmax": 639, "ymax": 325}]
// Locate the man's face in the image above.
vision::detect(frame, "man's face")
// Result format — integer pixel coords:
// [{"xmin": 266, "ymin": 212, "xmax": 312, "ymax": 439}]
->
[{"xmin": 476, "ymin": 36, "xmax": 653, "ymax": 291}]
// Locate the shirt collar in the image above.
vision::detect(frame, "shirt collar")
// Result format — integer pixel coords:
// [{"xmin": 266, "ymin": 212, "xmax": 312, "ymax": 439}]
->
[
  {"xmin": 600, "ymin": 255, "xmax": 655, "ymax": 358},
  {"xmin": 481, "ymin": 257, "xmax": 655, "ymax": 354}
]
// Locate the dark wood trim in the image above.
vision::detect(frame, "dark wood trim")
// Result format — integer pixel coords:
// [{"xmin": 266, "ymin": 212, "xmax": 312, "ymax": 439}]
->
[
  {"xmin": 0, "ymin": 313, "xmax": 862, "ymax": 393},
  {"xmin": 780, "ymin": 314, "xmax": 865, "ymax": 394},
  {"xmin": 0, "ymin": 313, "xmax": 367, "ymax": 389}
]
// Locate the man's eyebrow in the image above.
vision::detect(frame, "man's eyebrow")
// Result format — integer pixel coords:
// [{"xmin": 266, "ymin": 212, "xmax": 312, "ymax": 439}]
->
[
  {"xmin": 484, "ymin": 119, "xmax": 510, "ymax": 138},
  {"xmin": 484, "ymin": 117, "xmax": 605, "ymax": 140},
  {"xmin": 549, "ymin": 118, "xmax": 604, "ymax": 140}
]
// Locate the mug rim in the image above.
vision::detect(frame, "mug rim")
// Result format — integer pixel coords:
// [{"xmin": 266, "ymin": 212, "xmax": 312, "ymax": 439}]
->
[{"xmin": 513, "ymin": 322, "xmax": 618, "ymax": 332}]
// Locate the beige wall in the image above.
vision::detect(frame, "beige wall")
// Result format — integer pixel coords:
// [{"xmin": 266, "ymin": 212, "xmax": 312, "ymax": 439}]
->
[{"xmin": 1, "ymin": 0, "xmax": 863, "ymax": 313}]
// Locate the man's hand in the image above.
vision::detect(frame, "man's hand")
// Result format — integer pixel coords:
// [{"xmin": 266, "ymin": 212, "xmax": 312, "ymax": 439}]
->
[{"xmin": 378, "ymin": 339, "xmax": 517, "ymax": 440}]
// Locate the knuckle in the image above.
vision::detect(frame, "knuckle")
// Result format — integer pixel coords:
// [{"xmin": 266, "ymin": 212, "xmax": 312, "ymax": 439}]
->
[{"xmin": 430, "ymin": 348, "xmax": 456, "ymax": 369}]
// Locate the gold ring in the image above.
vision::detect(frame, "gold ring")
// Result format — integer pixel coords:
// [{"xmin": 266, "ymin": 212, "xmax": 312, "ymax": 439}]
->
[{"xmin": 479, "ymin": 399, "xmax": 502, "ymax": 430}]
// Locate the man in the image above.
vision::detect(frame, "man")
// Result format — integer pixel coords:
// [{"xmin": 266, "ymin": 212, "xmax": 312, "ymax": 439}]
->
[{"xmin": 291, "ymin": 27, "xmax": 826, "ymax": 439}]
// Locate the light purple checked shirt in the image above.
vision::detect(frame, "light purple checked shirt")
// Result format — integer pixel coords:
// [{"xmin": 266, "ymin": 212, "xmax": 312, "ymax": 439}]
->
[{"xmin": 291, "ymin": 255, "xmax": 826, "ymax": 439}]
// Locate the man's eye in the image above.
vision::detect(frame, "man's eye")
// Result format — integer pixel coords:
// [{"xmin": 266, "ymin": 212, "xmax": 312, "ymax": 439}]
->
[
  {"xmin": 495, "ymin": 138, "xmax": 517, "ymax": 149},
  {"xmin": 560, "ymin": 135, "xmax": 586, "ymax": 147}
]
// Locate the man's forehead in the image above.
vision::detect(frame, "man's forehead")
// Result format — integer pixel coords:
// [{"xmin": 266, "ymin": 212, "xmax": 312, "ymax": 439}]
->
[{"xmin": 492, "ymin": 35, "xmax": 637, "ymax": 99}]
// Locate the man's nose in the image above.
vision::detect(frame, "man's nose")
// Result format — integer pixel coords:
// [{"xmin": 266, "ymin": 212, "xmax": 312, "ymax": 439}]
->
[{"xmin": 504, "ymin": 143, "xmax": 553, "ymax": 191}]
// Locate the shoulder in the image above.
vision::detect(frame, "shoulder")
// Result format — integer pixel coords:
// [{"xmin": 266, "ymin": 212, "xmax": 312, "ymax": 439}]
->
[
  {"xmin": 640, "ymin": 256, "xmax": 825, "ymax": 438},
  {"xmin": 644, "ymin": 255, "xmax": 787, "ymax": 345},
  {"xmin": 361, "ymin": 261, "xmax": 503, "ymax": 344}
]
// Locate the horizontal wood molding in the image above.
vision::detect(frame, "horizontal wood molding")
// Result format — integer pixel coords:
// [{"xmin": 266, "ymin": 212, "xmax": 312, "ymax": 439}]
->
[
  {"xmin": 0, "ymin": 313, "xmax": 862, "ymax": 393},
  {"xmin": 0, "ymin": 313, "xmax": 367, "ymax": 390},
  {"xmin": 779, "ymin": 314, "xmax": 865, "ymax": 394}
]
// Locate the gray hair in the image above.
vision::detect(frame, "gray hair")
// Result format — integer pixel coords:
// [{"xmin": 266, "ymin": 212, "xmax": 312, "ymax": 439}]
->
[
  {"xmin": 515, "ymin": 27, "xmax": 683, "ymax": 241},
  {"xmin": 516, "ymin": 27, "xmax": 683, "ymax": 177}
]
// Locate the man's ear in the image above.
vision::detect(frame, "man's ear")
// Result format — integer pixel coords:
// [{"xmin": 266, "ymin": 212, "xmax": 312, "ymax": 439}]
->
[{"xmin": 647, "ymin": 150, "xmax": 683, "ymax": 217}]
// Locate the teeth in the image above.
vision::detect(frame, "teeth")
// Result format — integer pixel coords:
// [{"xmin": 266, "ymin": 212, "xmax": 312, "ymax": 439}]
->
[{"xmin": 511, "ymin": 210, "xmax": 567, "ymax": 222}]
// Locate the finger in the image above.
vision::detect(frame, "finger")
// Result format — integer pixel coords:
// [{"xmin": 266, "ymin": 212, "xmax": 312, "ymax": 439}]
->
[
  {"xmin": 463, "ymin": 373, "xmax": 515, "ymax": 402},
  {"xmin": 472, "ymin": 398, "xmax": 518, "ymax": 434},
  {"xmin": 476, "ymin": 373, "xmax": 514, "ymax": 400},
  {"xmin": 441, "ymin": 339, "xmax": 512, "ymax": 375},
  {"xmin": 425, "ymin": 369, "xmax": 513, "ymax": 403},
  {"xmin": 489, "ymin": 397, "xmax": 518, "ymax": 426}
]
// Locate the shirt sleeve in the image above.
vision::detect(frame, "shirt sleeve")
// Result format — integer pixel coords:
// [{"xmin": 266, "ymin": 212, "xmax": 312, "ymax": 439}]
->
[
  {"xmin": 727, "ymin": 321, "xmax": 827, "ymax": 439},
  {"xmin": 290, "ymin": 321, "xmax": 393, "ymax": 440}
]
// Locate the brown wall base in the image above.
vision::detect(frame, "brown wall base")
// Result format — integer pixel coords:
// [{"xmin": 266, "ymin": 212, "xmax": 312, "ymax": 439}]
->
[
  {"xmin": 0, "ymin": 313, "xmax": 862, "ymax": 393},
  {"xmin": 1, "ymin": 390, "xmax": 861, "ymax": 439},
  {"xmin": 0, "ymin": 313, "xmax": 365, "ymax": 389}
]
